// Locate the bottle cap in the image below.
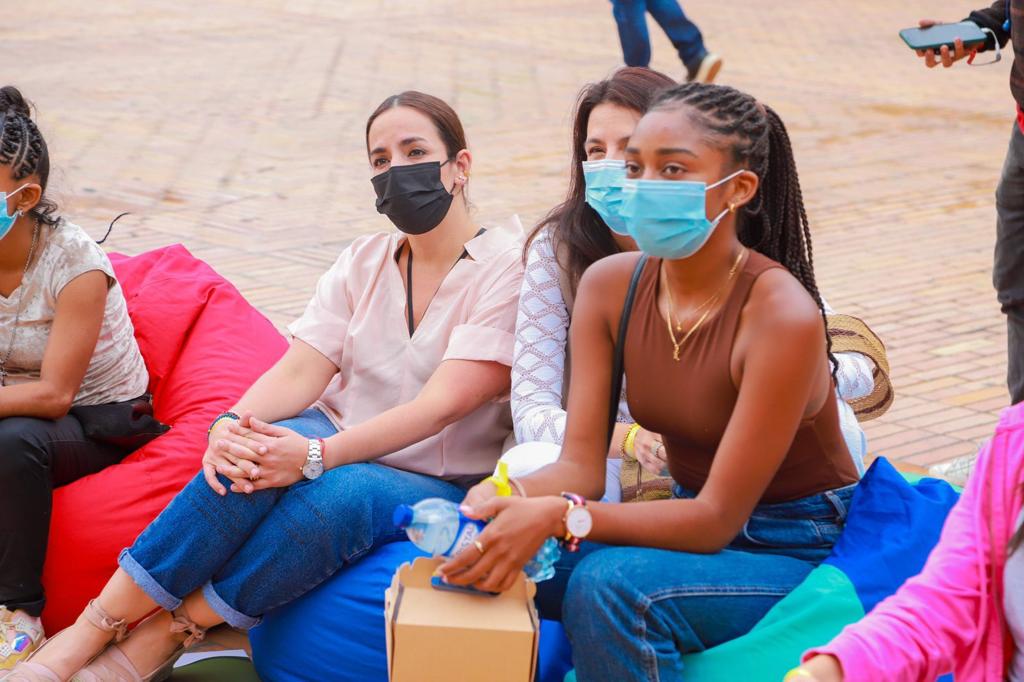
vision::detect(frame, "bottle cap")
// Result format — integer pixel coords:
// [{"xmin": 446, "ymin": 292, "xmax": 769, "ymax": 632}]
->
[
  {"xmin": 484, "ymin": 461, "xmax": 513, "ymax": 497},
  {"xmin": 393, "ymin": 504, "xmax": 414, "ymax": 529}
]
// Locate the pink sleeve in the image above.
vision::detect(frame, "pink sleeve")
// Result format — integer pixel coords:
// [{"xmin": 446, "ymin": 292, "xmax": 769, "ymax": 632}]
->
[
  {"xmin": 443, "ymin": 255, "xmax": 523, "ymax": 367},
  {"xmin": 803, "ymin": 437, "xmax": 1004, "ymax": 682},
  {"xmin": 287, "ymin": 246, "xmax": 356, "ymax": 368}
]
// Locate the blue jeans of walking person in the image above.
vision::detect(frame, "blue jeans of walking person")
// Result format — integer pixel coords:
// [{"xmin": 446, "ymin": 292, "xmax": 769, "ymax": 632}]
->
[
  {"xmin": 118, "ymin": 409, "xmax": 466, "ymax": 629},
  {"xmin": 611, "ymin": 0, "xmax": 707, "ymax": 71},
  {"xmin": 534, "ymin": 483, "xmax": 856, "ymax": 682}
]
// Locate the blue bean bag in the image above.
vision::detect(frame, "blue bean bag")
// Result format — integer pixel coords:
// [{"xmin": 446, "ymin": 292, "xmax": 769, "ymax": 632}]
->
[
  {"xmin": 255, "ymin": 459, "xmax": 958, "ymax": 682},
  {"xmin": 251, "ymin": 542, "xmax": 573, "ymax": 682}
]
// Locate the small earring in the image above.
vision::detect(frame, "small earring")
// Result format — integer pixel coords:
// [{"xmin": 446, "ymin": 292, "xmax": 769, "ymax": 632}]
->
[
  {"xmin": 728, "ymin": 203, "xmax": 737, "ymax": 213},
  {"xmin": 458, "ymin": 175, "xmax": 467, "ymax": 182}
]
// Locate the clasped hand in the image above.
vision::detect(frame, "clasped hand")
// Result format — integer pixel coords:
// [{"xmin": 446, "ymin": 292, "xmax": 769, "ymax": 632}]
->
[
  {"xmin": 201, "ymin": 411, "xmax": 308, "ymax": 495},
  {"xmin": 438, "ymin": 494, "xmax": 566, "ymax": 593}
]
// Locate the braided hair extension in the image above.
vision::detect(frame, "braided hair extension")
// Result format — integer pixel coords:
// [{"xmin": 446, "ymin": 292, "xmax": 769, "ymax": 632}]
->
[
  {"xmin": 648, "ymin": 82, "xmax": 837, "ymax": 379},
  {"xmin": 0, "ymin": 86, "xmax": 59, "ymax": 226}
]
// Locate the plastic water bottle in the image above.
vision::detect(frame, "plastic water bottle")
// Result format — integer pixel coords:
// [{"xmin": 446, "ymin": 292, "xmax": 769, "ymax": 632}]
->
[{"xmin": 393, "ymin": 498, "xmax": 560, "ymax": 582}]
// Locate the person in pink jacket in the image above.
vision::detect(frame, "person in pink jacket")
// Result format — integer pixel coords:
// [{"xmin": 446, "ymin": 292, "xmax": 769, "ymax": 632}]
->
[{"xmin": 792, "ymin": 403, "xmax": 1024, "ymax": 681}]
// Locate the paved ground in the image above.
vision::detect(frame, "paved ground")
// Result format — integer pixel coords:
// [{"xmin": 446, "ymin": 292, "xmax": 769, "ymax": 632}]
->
[{"xmin": 14, "ymin": 0, "xmax": 1015, "ymax": 469}]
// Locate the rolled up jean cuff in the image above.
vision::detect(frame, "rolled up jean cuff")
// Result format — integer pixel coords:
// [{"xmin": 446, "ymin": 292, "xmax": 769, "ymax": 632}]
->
[
  {"xmin": 202, "ymin": 582, "xmax": 260, "ymax": 630},
  {"xmin": 117, "ymin": 549, "xmax": 181, "ymax": 613}
]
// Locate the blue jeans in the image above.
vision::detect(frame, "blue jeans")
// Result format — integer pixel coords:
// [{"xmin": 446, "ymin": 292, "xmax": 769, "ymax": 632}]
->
[
  {"xmin": 611, "ymin": 0, "xmax": 707, "ymax": 69},
  {"xmin": 118, "ymin": 409, "xmax": 465, "ymax": 629},
  {"xmin": 536, "ymin": 483, "xmax": 856, "ymax": 682}
]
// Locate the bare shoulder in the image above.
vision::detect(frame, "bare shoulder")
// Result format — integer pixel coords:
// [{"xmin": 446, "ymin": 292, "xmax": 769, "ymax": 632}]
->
[
  {"xmin": 577, "ymin": 251, "xmax": 646, "ymax": 301},
  {"xmin": 573, "ymin": 252, "xmax": 646, "ymax": 334},
  {"xmin": 744, "ymin": 266, "xmax": 824, "ymax": 341}
]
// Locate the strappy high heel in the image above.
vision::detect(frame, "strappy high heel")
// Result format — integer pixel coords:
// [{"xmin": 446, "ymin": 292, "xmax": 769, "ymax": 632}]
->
[
  {"xmin": 5, "ymin": 600, "xmax": 128, "ymax": 682},
  {"xmin": 72, "ymin": 605, "xmax": 207, "ymax": 682}
]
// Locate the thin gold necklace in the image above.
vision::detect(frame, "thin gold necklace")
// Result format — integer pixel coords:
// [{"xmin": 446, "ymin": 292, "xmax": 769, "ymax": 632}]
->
[
  {"xmin": 671, "ymin": 247, "xmax": 747, "ymax": 332},
  {"xmin": 662, "ymin": 248, "xmax": 747, "ymax": 361}
]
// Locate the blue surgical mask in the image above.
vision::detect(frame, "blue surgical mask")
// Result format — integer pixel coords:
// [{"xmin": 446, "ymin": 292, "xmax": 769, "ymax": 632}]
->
[
  {"xmin": 0, "ymin": 185, "xmax": 28, "ymax": 241},
  {"xmin": 620, "ymin": 170, "xmax": 745, "ymax": 259},
  {"xmin": 583, "ymin": 159, "xmax": 629, "ymax": 236}
]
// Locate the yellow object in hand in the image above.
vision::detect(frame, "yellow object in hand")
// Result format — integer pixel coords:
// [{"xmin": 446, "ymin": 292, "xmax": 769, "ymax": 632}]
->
[{"xmin": 483, "ymin": 461, "xmax": 513, "ymax": 497}]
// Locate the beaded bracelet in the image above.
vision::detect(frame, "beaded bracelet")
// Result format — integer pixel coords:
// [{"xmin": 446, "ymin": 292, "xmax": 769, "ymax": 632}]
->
[{"xmin": 208, "ymin": 411, "xmax": 240, "ymax": 435}]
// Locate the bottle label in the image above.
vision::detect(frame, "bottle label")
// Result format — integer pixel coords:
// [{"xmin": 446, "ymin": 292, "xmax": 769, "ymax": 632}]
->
[{"xmin": 446, "ymin": 517, "xmax": 485, "ymax": 557}]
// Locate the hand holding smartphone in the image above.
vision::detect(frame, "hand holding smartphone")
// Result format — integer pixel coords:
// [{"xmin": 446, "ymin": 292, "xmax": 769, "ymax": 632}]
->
[{"xmin": 900, "ymin": 20, "xmax": 1000, "ymax": 68}]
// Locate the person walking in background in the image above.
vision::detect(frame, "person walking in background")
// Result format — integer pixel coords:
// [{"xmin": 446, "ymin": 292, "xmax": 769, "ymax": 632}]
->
[
  {"xmin": 912, "ymin": 2, "xmax": 1024, "ymax": 405},
  {"xmin": 610, "ymin": 0, "xmax": 722, "ymax": 82}
]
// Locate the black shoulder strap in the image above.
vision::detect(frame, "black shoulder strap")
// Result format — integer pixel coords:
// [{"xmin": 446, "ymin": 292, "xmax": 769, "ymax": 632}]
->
[{"xmin": 606, "ymin": 254, "xmax": 649, "ymax": 447}]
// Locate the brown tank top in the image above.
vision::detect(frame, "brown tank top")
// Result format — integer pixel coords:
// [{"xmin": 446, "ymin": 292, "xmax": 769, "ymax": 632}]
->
[{"xmin": 623, "ymin": 251, "xmax": 858, "ymax": 503}]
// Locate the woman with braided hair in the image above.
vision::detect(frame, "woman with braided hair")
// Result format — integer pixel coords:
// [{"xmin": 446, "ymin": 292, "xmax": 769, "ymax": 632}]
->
[
  {"xmin": 0, "ymin": 86, "xmax": 150, "ymax": 672},
  {"xmin": 440, "ymin": 81, "xmax": 860, "ymax": 680},
  {"xmin": 501, "ymin": 68, "xmax": 885, "ymax": 510}
]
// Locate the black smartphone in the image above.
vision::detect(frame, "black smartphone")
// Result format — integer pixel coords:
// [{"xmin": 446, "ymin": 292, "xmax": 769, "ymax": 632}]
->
[{"xmin": 899, "ymin": 22, "xmax": 988, "ymax": 52}]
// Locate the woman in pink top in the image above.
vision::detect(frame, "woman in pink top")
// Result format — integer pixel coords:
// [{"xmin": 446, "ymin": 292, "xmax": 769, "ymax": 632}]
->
[
  {"xmin": 12, "ymin": 91, "xmax": 525, "ymax": 682},
  {"xmin": 792, "ymin": 403, "xmax": 1024, "ymax": 682}
]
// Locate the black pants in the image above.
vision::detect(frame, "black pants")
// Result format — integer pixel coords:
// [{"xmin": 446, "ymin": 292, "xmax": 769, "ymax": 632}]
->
[
  {"xmin": 996, "ymin": 123, "xmax": 1024, "ymax": 405},
  {"xmin": 0, "ymin": 415, "xmax": 128, "ymax": 616}
]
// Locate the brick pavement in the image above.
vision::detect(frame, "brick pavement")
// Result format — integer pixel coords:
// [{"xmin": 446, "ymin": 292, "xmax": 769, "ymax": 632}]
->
[{"xmin": 13, "ymin": 0, "xmax": 1015, "ymax": 469}]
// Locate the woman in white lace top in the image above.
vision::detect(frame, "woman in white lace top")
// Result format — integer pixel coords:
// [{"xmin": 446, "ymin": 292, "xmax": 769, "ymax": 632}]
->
[{"xmin": 507, "ymin": 69, "xmax": 879, "ymax": 501}]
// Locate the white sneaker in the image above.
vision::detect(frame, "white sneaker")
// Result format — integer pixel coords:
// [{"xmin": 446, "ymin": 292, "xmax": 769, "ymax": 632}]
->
[
  {"xmin": 689, "ymin": 53, "xmax": 723, "ymax": 84},
  {"xmin": 0, "ymin": 607, "xmax": 44, "ymax": 676}
]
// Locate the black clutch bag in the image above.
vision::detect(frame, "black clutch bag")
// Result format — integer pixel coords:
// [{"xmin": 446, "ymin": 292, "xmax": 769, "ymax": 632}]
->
[{"xmin": 69, "ymin": 393, "xmax": 170, "ymax": 450}]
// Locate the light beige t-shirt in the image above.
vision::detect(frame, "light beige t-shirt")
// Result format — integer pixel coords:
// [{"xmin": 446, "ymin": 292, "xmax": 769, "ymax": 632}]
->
[
  {"xmin": 288, "ymin": 221, "xmax": 524, "ymax": 480},
  {"xmin": 0, "ymin": 221, "xmax": 149, "ymax": 406}
]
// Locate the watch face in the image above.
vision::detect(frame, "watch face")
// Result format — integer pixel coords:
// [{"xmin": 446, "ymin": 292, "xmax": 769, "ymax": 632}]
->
[
  {"xmin": 566, "ymin": 507, "xmax": 592, "ymax": 539},
  {"xmin": 303, "ymin": 459, "xmax": 324, "ymax": 480}
]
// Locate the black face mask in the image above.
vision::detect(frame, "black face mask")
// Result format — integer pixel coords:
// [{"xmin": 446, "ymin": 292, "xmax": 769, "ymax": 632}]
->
[{"xmin": 371, "ymin": 160, "xmax": 455, "ymax": 235}]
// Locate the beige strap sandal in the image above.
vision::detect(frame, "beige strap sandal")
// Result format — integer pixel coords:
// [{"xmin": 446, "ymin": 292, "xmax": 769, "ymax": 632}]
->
[
  {"xmin": 6, "ymin": 600, "xmax": 128, "ymax": 682},
  {"xmin": 72, "ymin": 605, "xmax": 207, "ymax": 682}
]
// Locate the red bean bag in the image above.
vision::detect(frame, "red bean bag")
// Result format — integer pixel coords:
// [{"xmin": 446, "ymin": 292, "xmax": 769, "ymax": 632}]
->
[{"xmin": 40, "ymin": 244, "xmax": 288, "ymax": 631}]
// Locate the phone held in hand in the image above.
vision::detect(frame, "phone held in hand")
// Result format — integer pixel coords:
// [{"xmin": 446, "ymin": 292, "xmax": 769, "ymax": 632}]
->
[{"xmin": 899, "ymin": 21, "xmax": 987, "ymax": 53}]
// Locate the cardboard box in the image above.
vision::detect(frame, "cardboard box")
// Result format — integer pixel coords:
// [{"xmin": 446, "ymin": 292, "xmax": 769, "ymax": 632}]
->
[{"xmin": 385, "ymin": 556, "xmax": 539, "ymax": 682}]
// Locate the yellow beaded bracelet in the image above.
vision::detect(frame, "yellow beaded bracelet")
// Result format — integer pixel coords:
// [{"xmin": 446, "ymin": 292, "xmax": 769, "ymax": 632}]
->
[
  {"xmin": 622, "ymin": 423, "xmax": 641, "ymax": 458},
  {"xmin": 783, "ymin": 668, "xmax": 814, "ymax": 681}
]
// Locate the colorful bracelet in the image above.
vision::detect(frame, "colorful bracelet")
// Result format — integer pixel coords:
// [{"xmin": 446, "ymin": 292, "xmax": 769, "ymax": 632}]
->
[
  {"xmin": 208, "ymin": 411, "xmax": 240, "ymax": 435},
  {"xmin": 622, "ymin": 423, "xmax": 641, "ymax": 458}
]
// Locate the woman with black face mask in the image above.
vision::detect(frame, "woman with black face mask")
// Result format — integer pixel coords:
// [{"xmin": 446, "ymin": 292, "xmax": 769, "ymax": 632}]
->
[{"xmin": 12, "ymin": 91, "xmax": 526, "ymax": 681}]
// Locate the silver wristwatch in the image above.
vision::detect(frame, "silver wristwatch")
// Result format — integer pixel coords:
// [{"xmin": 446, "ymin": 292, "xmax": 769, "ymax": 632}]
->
[{"xmin": 302, "ymin": 438, "xmax": 324, "ymax": 480}]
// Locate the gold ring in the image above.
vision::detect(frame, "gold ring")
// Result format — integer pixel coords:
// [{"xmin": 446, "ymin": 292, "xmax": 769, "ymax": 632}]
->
[{"xmin": 473, "ymin": 540, "xmax": 486, "ymax": 555}]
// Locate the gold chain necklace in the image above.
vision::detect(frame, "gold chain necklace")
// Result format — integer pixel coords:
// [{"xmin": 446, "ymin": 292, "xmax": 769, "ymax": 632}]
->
[
  {"xmin": 662, "ymin": 248, "xmax": 747, "ymax": 361},
  {"xmin": 671, "ymin": 247, "xmax": 747, "ymax": 332}
]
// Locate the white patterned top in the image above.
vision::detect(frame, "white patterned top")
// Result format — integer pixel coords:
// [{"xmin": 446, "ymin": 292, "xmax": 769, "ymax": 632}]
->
[
  {"xmin": 0, "ymin": 221, "xmax": 149, "ymax": 406},
  {"xmin": 511, "ymin": 227, "xmax": 876, "ymax": 448}
]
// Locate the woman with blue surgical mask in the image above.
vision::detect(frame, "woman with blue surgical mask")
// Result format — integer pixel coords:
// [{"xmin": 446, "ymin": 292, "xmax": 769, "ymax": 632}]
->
[
  {"xmin": 490, "ymin": 69, "xmax": 886, "ymax": 512},
  {"xmin": 0, "ymin": 86, "xmax": 151, "ymax": 673},
  {"xmin": 443, "ymin": 82, "xmax": 864, "ymax": 681}
]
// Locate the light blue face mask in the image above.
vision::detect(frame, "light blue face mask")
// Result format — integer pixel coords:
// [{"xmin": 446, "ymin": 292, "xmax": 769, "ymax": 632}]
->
[
  {"xmin": 0, "ymin": 185, "xmax": 28, "ymax": 241},
  {"xmin": 619, "ymin": 170, "xmax": 745, "ymax": 259},
  {"xmin": 582, "ymin": 159, "xmax": 629, "ymax": 236}
]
